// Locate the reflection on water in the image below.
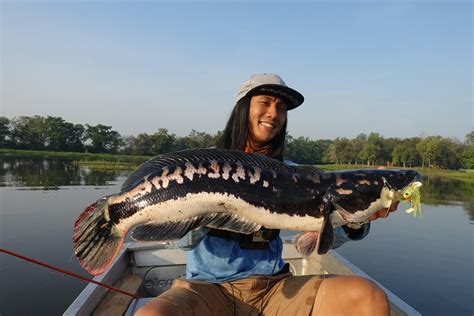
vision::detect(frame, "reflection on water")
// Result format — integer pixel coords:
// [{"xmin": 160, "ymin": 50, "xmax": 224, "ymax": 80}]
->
[
  {"xmin": 420, "ymin": 176, "xmax": 474, "ymax": 223},
  {"xmin": 0, "ymin": 155, "xmax": 129, "ymax": 188}
]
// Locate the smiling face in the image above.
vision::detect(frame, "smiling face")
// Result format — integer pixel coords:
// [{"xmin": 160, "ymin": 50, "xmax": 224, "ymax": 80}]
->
[{"xmin": 247, "ymin": 95, "xmax": 287, "ymax": 148}]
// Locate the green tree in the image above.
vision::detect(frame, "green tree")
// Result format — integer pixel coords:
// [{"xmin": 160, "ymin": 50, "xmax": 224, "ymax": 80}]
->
[
  {"xmin": 0, "ymin": 116, "xmax": 11, "ymax": 147},
  {"xmin": 130, "ymin": 133, "xmax": 153, "ymax": 155},
  {"xmin": 180, "ymin": 129, "xmax": 216, "ymax": 149},
  {"xmin": 43, "ymin": 116, "xmax": 84, "ymax": 152},
  {"xmin": 328, "ymin": 137, "xmax": 352, "ymax": 164},
  {"xmin": 434, "ymin": 138, "xmax": 463, "ymax": 169},
  {"xmin": 65, "ymin": 123, "xmax": 85, "ymax": 152},
  {"xmin": 351, "ymin": 134, "xmax": 367, "ymax": 164},
  {"xmin": 84, "ymin": 124, "xmax": 122, "ymax": 153},
  {"xmin": 360, "ymin": 133, "xmax": 385, "ymax": 165},
  {"xmin": 150, "ymin": 128, "xmax": 178, "ymax": 154},
  {"xmin": 392, "ymin": 138, "xmax": 420, "ymax": 168},
  {"xmin": 463, "ymin": 131, "xmax": 474, "ymax": 169},
  {"xmin": 286, "ymin": 136, "xmax": 323, "ymax": 164},
  {"xmin": 465, "ymin": 131, "xmax": 474, "ymax": 146},
  {"xmin": 9, "ymin": 116, "xmax": 48, "ymax": 150},
  {"xmin": 416, "ymin": 136, "xmax": 441, "ymax": 168}
]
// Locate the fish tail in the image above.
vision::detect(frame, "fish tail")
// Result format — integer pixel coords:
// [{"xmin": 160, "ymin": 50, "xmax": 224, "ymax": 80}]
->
[{"xmin": 73, "ymin": 197, "xmax": 124, "ymax": 275}]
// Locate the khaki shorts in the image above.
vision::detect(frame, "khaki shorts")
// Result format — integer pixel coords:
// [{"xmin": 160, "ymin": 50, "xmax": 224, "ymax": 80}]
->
[{"xmin": 150, "ymin": 272, "xmax": 329, "ymax": 316}]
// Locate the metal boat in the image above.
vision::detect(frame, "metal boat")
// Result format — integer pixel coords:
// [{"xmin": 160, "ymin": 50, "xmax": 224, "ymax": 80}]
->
[{"xmin": 65, "ymin": 240, "xmax": 420, "ymax": 316}]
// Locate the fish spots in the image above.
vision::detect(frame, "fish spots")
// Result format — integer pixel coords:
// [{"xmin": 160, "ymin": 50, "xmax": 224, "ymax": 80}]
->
[
  {"xmin": 336, "ymin": 175, "xmax": 348, "ymax": 186},
  {"xmin": 232, "ymin": 162, "xmax": 246, "ymax": 183},
  {"xmin": 247, "ymin": 167, "xmax": 262, "ymax": 184},
  {"xmin": 184, "ymin": 162, "xmax": 207, "ymax": 181},
  {"xmin": 336, "ymin": 188, "xmax": 353, "ymax": 195},
  {"xmin": 208, "ymin": 160, "xmax": 221, "ymax": 179},
  {"xmin": 222, "ymin": 163, "xmax": 232, "ymax": 180},
  {"xmin": 171, "ymin": 167, "xmax": 184, "ymax": 184},
  {"xmin": 197, "ymin": 163, "xmax": 208, "ymax": 177},
  {"xmin": 160, "ymin": 169, "xmax": 171, "ymax": 188},
  {"xmin": 184, "ymin": 162, "xmax": 197, "ymax": 181},
  {"xmin": 150, "ymin": 177, "xmax": 162, "ymax": 190}
]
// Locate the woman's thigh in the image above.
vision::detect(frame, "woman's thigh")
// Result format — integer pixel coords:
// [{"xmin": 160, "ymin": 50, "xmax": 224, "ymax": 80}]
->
[{"xmin": 136, "ymin": 278, "xmax": 257, "ymax": 316}]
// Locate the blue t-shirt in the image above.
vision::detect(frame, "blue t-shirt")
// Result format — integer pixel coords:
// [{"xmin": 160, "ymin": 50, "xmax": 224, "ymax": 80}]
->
[{"xmin": 176, "ymin": 225, "xmax": 369, "ymax": 283}]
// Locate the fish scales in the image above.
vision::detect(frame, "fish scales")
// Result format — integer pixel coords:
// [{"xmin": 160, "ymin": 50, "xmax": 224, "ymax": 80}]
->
[{"xmin": 73, "ymin": 148, "xmax": 422, "ymax": 275}]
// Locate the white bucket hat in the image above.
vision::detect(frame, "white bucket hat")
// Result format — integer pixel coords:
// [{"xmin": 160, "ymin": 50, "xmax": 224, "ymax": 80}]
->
[{"xmin": 236, "ymin": 73, "xmax": 304, "ymax": 110}]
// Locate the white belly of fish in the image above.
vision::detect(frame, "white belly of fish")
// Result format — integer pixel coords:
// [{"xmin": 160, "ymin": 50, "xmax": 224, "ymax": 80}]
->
[{"xmin": 117, "ymin": 191, "xmax": 325, "ymax": 234}]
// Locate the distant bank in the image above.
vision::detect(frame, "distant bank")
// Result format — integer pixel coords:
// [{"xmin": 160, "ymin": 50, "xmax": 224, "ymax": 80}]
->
[{"xmin": 1, "ymin": 148, "xmax": 472, "ymax": 182}]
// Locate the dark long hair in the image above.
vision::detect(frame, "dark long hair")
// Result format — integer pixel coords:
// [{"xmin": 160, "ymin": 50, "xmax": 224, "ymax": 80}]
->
[{"xmin": 215, "ymin": 96, "xmax": 287, "ymax": 160}]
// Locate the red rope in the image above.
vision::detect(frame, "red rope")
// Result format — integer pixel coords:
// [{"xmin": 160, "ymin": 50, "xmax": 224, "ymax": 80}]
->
[{"xmin": 0, "ymin": 247, "xmax": 140, "ymax": 299}]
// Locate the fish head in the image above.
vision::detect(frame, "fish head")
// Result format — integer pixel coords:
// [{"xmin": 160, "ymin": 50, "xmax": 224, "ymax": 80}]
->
[{"xmin": 330, "ymin": 169, "xmax": 422, "ymax": 223}]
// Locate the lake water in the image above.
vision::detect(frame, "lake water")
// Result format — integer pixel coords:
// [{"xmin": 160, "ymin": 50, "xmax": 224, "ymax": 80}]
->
[{"xmin": 0, "ymin": 156, "xmax": 472, "ymax": 315}]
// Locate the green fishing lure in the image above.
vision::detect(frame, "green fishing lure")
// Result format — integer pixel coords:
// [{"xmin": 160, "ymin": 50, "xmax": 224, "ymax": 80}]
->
[{"xmin": 399, "ymin": 181, "xmax": 422, "ymax": 218}]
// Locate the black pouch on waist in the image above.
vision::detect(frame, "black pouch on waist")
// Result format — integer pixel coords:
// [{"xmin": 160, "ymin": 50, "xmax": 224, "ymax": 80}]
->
[{"xmin": 207, "ymin": 228, "xmax": 280, "ymax": 250}]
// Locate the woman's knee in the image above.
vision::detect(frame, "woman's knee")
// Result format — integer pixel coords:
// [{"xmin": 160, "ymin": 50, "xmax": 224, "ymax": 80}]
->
[
  {"xmin": 314, "ymin": 275, "xmax": 389, "ymax": 315},
  {"xmin": 343, "ymin": 276, "xmax": 388, "ymax": 308}
]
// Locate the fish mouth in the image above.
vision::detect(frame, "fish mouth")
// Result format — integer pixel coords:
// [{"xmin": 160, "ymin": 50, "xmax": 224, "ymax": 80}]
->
[
  {"xmin": 412, "ymin": 171, "xmax": 423, "ymax": 183},
  {"xmin": 335, "ymin": 175, "xmax": 423, "ymax": 224}
]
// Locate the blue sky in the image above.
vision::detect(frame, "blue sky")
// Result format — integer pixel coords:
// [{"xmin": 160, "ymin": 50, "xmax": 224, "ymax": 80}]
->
[{"xmin": 1, "ymin": 0, "xmax": 472, "ymax": 140}]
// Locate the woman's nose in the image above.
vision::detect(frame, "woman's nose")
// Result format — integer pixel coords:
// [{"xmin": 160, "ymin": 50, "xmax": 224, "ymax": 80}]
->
[{"xmin": 265, "ymin": 104, "xmax": 278, "ymax": 118}]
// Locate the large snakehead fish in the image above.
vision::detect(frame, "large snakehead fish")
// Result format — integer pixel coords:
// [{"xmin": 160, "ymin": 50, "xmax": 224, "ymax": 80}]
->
[{"xmin": 73, "ymin": 148, "xmax": 422, "ymax": 275}]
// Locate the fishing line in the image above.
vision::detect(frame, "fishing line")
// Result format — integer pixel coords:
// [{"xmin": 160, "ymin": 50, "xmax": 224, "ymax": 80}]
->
[{"xmin": 0, "ymin": 247, "xmax": 140, "ymax": 299}]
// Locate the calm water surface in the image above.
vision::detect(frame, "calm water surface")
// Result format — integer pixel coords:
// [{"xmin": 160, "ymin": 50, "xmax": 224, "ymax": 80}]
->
[{"xmin": 0, "ymin": 156, "xmax": 472, "ymax": 315}]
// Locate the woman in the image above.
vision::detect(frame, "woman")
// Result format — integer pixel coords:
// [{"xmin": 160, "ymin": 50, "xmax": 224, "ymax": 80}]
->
[{"xmin": 137, "ymin": 73, "xmax": 395, "ymax": 316}]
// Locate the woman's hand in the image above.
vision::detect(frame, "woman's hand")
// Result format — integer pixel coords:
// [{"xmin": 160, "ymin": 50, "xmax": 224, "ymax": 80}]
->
[
  {"xmin": 369, "ymin": 200, "xmax": 399, "ymax": 221},
  {"xmin": 369, "ymin": 165, "xmax": 399, "ymax": 221}
]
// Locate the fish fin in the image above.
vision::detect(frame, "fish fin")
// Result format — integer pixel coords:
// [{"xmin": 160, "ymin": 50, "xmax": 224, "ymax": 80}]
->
[
  {"xmin": 316, "ymin": 213, "xmax": 334, "ymax": 254},
  {"xmin": 294, "ymin": 232, "xmax": 320, "ymax": 256},
  {"xmin": 315, "ymin": 194, "xmax": 335, "ymax": 255},
  {"xmin": 205, "ymin": 213, "xmax": 261, "ymax": 233},
  {"xmin": 131, "ymin": 214, "xmax": 214, "ymax": 241},
  {"xmin": 131, "ymin": 213, "xmax": 261, "ymax": 241},
  {"xmin": 73, "ymin": 198, "xmax": 125, "ymax": 276}
]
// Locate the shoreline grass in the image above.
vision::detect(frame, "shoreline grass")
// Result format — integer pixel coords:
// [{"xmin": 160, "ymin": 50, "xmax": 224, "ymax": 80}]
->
[
  {"xmin": 0, "ymin": 148, "xmax": 151, "ymax": 163},
  {"xmin": 72, "ymin": 160, "xmax": 139, "ymax": 170}
]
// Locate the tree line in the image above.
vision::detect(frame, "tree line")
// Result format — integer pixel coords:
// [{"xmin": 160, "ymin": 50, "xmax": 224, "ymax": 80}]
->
[{"xmin": 1, "ymin": 115, "xmax": 472, "ymax": 170}]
